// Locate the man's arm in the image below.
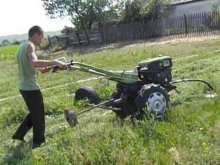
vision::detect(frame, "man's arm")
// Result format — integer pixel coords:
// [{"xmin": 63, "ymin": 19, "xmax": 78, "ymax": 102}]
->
[{"xmin": 28, "ymin": 43, "xmax": 65, "ymax": 68}]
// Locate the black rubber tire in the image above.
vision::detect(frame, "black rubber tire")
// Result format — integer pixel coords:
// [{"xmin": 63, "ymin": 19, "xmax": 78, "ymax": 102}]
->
[
  {"xmin": 74, "ymin": 86, "xmax": 101, "ymax": 105},
  {"xmin": 135, "ymin": 84, "xmax": 169, "ymax": 119}
]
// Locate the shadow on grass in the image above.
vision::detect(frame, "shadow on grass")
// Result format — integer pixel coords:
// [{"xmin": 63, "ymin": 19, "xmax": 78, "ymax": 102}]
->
[{"xmin": 1, "ymin": 142, "xmax": 32, "ymax": 165}]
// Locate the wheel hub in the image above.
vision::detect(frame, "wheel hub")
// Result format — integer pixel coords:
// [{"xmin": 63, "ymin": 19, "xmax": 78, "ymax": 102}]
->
[{"xmin": 147, "ymin": 92, "xmax": 166, "ymax": 115}]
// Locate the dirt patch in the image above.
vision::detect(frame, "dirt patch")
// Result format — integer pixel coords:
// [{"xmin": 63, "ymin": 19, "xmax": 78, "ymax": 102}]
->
[
  {"xmin": 123, "ymin": 35, "xmax": 220, "ymax": 49},
  {"xmin": 168, "ymin": 147, "xmax": 181, "ymax": 164}
]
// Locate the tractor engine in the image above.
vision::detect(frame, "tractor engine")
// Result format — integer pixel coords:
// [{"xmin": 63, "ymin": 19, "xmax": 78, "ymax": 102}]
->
[
  {"xmin": 110, "ymin": 56, "xmax": 173, "ymax": 118},
  {"xmin": 137, "ymin": 56, "xmax": 172, "ymax": 86}
]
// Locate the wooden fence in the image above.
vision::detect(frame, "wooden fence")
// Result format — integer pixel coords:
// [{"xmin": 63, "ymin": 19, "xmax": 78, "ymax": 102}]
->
[
  {"xmin": 48, "ymin": 11, "xmax": 220, "ymax": 48},
  {"xmin": 48, "ymin": 29, "xmax": 102, "ymax": 49},
  {"xmin": 101, "ymin": 11, "xmax": 220, "ymax": 43}
]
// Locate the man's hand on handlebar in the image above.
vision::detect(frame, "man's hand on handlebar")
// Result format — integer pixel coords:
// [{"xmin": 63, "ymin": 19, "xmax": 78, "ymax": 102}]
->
[
  {"xmin": 54, "ymin": 59, "xmax": 68, "ymax": 70},
  {"xmin": 39, "ymin": 59, "xmax": 73, "ymax": 73},
  {"xmin": 39, "ymin": 67, "xmax": 50, "ymax": 73}
]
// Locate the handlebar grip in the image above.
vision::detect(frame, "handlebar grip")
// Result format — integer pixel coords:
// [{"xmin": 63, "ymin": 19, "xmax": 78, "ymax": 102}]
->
[{"xmin": 48, "ymin": 59, "xmax": 73, "ymax": 73}]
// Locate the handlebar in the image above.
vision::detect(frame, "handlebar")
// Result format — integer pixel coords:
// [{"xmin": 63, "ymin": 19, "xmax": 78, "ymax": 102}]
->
[{"xmin": 47, "ymin": 59, "xmax": 74, "ymax": 73}]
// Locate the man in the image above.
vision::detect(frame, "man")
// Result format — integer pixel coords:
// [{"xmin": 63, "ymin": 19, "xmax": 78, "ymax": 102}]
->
[{"xmin": 12, "ymin": 26, "xmax": 66, "ymax": 149}]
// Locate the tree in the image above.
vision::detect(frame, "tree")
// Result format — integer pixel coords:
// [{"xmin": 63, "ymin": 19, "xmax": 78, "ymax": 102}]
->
[
  {"xmin": 121, "ymin": 0, "xmax": 144, "ymax": 22},
  {"xmin": 61, "ymin": 26, "xmax": 75, "ymax": 36},
  {"xmin": 205, "ymin": 3, "xmax": 220, "ymax": 30},
  {"xmin": 210, "ymin": 3, "xmax": 220, "ymax": 12},
  {"xmin": 13, "ymin": 41, "xmax": 20, "ymax": 45},
  {"xmin": 120, "ymin": 0, "xmax": 170, "ymax": 22},
  {"xmin": 2, "ymin": 39, "xmax": 10, "ymax": 45},
  {"xmin": 144, "ymin": 0, "xmax": 170, "ymax": 20},
  {"xmin": 42, "ymin": 0, "xmax": 123, "ymax": 30}
]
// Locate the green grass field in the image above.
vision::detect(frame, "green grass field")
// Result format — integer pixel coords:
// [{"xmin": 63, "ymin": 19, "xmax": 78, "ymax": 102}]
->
[
  {"xmin": 0, "ymin": 37, "xmax": 220, "ymax": 164},
  {"xmin": 0, "ymin": 44, "xmax": 19, "ymax": 60}
]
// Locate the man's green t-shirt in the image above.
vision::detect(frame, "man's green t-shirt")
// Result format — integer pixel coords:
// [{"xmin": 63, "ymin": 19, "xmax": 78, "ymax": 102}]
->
[{"xmin": 17, "ymin": 41, "xmax": 40, "ymax": 91}]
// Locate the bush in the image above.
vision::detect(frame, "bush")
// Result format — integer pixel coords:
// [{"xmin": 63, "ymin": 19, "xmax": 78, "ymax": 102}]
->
[
  {"xmin": 40, "ymin": 37, "xmax": 50, "ymax": 50},
  {"xmin": 13, "ymin": 41, "xmax": 20, "ymax": 45}
]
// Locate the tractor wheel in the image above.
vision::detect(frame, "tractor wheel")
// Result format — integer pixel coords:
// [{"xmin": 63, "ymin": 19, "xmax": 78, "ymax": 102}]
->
[
  {"xmin": 74, "ymin": 86, "xmax": 101, "ymax": 105},
  {"xmin": 135, "ymin": 84, "xmax": 169, "ymax": 120}
]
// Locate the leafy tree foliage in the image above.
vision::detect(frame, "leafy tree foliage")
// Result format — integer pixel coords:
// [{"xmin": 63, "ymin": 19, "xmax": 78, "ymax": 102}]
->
[
  {"xmin": 122, "ymin": 0, "xmax": 144, "ymax": 22},
  {"xmin": 42, "ymin": 0, "xmax": 170, "ymax": 30},
  {"xmin": 145, "ymin": 0, "xmax": 170, "ymax": 20},
  {"xmin": 121, "ymin": 0, "xmax": 170, "ymax": 22},
  {"xmin": 210, "ymin": 3, "xmax": 220, "ymax": 12},
  {"xmin": 61, "ymin": 26, "xmax": 75, "ymax": 36},
  {"xmin": 42, "ymin": 0, "xmax": 123, "ymax": 30}
]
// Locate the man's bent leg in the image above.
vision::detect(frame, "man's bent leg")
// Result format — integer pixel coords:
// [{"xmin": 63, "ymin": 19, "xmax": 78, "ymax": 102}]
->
[
  {"xmin": 12, "ymin": 90, "xmax": 34, "ymax": 140},
  {"xmin": 12, "ymin": 113, "xmax": 32, "ymax": 141}
]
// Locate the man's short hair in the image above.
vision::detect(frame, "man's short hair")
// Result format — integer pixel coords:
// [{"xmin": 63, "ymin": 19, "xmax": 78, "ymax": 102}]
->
[{"xmin": 28, "ymin": 26, "xmax": 43, "ymax": 37}]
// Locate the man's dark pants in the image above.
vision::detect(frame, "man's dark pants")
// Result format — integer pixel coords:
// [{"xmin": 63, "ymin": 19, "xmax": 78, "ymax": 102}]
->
[{"xmin": 13, "ymin": 90, "xmax": 45, "ymax": 144}]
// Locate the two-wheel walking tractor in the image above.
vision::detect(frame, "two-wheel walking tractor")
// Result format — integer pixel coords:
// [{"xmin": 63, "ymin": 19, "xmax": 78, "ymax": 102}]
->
[{"xmin": 58, "ymin": 56, "xmax": 216, "ymax": 127}]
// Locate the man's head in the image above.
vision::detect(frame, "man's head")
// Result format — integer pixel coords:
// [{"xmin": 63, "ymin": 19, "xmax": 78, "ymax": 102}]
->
[{"xmin": 28, "ymin": 26, "xmax": 44, "ymax": 45}]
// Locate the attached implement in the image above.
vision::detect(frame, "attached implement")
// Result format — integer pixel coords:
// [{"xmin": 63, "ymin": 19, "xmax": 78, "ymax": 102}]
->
[{"xmin": 57, "ymin": 56, "xmax": 216, "ymax": 127}]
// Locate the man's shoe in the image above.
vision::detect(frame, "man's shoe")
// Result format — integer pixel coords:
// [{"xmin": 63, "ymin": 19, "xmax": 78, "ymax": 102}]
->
[
  {"xmin": 12, "ymin": 134, "xmax": 25, "ymax": 142},
  {"xmin": 32, "ymin": 142, "xmax": 43, "ymax": 149}
]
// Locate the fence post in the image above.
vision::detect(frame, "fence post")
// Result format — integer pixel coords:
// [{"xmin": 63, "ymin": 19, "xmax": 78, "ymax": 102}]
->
[
  {"xmin": 99, "ymin": 23, "xmax": 107, "ymax": 43},
  {"xmin": 184, "ymin": 14, "xmax": 188, "ymax": 36},
  {"xmin": 75, "ymin": 30, "xmax": 81, "ymax": 45},
  {"xmin": 84, "ymin": 29, "xmax": 90, "ymax": 44}
]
